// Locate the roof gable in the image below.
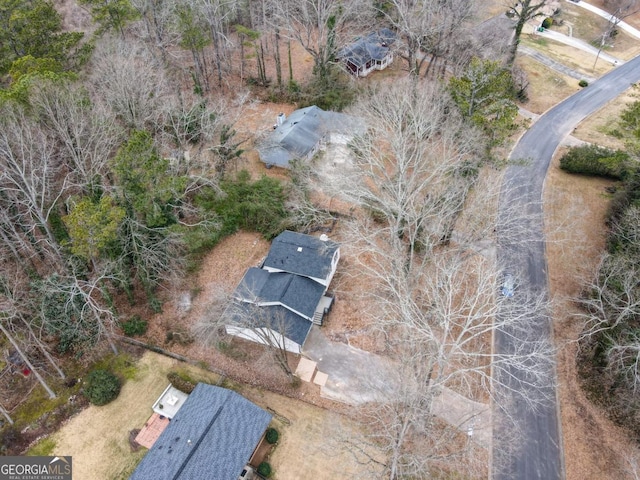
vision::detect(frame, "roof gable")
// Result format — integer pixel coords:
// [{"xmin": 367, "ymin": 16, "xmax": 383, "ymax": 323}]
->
[
  {"xmin": 234, "ymin": 268, "xmax": 325, "ymax": 319},
  {"xmin": 130, "ymin": 384, "xmax": 271, "ymax": 480},
  {"xmin": 339, "ymin": 29, "xmax": 397, "ymax": 67},
  {"xmin": 258, "ymin": 106, "xmax": 325, "ymax": 167},
  {"xmin": 230, "ymin": 302, "xmax": 313, "ymax": 346},
  {"xmin": 263, "ymin": 230, "xmax": 339, "ymax": 281}
]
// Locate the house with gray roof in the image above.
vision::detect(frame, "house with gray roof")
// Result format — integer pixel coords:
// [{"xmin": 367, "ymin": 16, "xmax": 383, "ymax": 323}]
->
[
  {"xmin": 338, "ymin": 28, "xmax": 396, "ymax": 77},
  {"xmin": 225, "ymin": 231, "xmax": 340, "ymax": 354},
  {"xmin": 257, "ymin": 106, "xmax": 364, "ymax": 169},
  {"xmin": 130, "ymin": 383, "xmax": 271, "ymax": 480},
  {"xmin": 263, "ymin": 230, "xmax": 339, "ymax": 286}
]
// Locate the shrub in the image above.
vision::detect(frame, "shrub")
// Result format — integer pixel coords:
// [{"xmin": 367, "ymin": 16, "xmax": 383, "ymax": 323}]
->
[
  {"xmin": 542, "ymin": 17, "xmax": 553, "ymax": 29},
  {"xmin": 257, "ymin": 462, "xmax": 272, "ymax": 477},
  {"xmin": 83, "ymin": 369, "xmax": 121, "ymax": 406},
  {"xmin": 167, "ymin": 371, "xmax": 196, "ymax": 394},
  {"xmin": 559, "ymin": 144, "xmax": 631, "ymax": 180},
  {"xmin": 121, "ymin": 315, "xmax": 148, "ymax": 336},
  {"xmin": 265, "ymin": 427, "xmax": 279, "ymax": 444},
  {"xmin": 197, "ymin": 171, "xmax": 288, "ymax": 240},
  {"xmin": 579, "ymin": 79, "xmax": 589, "ymax": 88}
]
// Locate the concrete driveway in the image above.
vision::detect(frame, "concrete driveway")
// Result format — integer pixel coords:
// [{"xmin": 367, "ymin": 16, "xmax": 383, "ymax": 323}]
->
[
  {"xmin": 302, "ymin": 326, "xmax": 397, "ymax": 405},
  {"xmin": 302, "ymin": 326, "xmax": 492, "ymax": 446}
]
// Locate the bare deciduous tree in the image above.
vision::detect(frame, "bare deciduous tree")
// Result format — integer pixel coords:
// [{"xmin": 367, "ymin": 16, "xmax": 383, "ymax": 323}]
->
[
  {"xmin": 195, "ymin": 0, "xmax": 238, "ymax": 87},
  {"xmin": 340, "ymin": 239, "xmax": 553, "ymax": 479},
  {"xmin": 130, "ymin": 0, "xmax": 179, "ymax": 60},
  {"xmin": 0, "ymin": 102, "xmax": 67, "ymax": 273},
  {"xmin": 506, "ymin": 0, "xmax": 546, "ymax": 65},
  {"xmin": 330, "ymin": 79, "xmax": 484, "ymax": 267},
  {"xmin": 36, "ymin": 268, "xmax": 121, "ymax": 355},
  {"xmin": 88, "ymin": 40, "xmax": 170, "ymax": 130},
  {"xmin": 31, "ymin": 80, "xmax": 124, "ymax": 194},
  {"xmin": 269, "ymin": 0, "xmax": 373, "ymax": 83},
  {"xmin": 0, "ymin": 279, "xmax": 61, "ymax": 399},
  {"xmin": 306, "ymin": 79, "xmax": 555, "ymax": 478},
  {"xmin": 194, "ymin": 295, "xmax": 297, "ymax": 379},
  {"xmin": 382, "ymin": 0, "xmax": 475, "ymax": 77},
  {"xmin": 593, "ymin": 0, "xmax": 640, "ymax": 69},
  {"xmin": 0, "ymin": 273, "xmax": 65, "ymax": 380}
]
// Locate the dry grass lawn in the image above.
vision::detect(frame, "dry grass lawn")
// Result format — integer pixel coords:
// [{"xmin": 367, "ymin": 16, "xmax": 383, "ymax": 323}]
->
[
  {"xmin": 573, "ymin": 86, "xmax": 638, "ymax": 149},
  {"xmin": 522, "ymin": 34, "xmax": 614, "ymax": 77},
  {"xmin": 517, "ymin": 55, "xmax": 581, "ymax": 114},
  {"xmin": 48, "ymin": 353, "xmax": 178, "ymax": 480},
  {"xmin": 43, "ymin": 3, "xmax": 640, "ymax": 479},
  {"xmin": 236, "ymin": 385, "xmax": 384, "ymax": 480}
]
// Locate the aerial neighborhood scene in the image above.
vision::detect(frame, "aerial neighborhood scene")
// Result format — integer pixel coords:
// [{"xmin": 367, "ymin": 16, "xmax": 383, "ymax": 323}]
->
[{"xmin": 3, "ymin": 0, "xmax": 640, "ymax": 478}]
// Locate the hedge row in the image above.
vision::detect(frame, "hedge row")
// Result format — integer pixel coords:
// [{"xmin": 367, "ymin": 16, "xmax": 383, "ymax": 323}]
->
[
  {"xmin": 559, "ymin": 144, "xmax": 631, "ymax": 180},
  {"xmin": 166, "ymin": 372, "xmax": 196, "ymax": 394}
]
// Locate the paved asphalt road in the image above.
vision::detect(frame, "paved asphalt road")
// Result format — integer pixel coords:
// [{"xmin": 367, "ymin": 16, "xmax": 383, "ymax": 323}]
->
[{"xmin": 493, "ymin": 55, "xmax": 640, "ymax": 480}]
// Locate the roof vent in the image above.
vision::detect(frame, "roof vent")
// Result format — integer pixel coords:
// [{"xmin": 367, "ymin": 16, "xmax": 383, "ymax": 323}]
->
[
  {"xmin": 297, "ymin": 247, "xmax": 303, "ymax": 252},
  {"xmin": 319, "ymin": 234, "xmax": 329, "ymax": 242}
]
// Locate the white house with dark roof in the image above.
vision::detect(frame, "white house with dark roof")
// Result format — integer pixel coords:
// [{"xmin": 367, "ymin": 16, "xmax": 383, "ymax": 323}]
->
[
  {"xmin": 225, "ymin": 231, "xmax": 340, "ymax": 354},
  {"xmin": 130, "ymin": 383, "xmax": 271, "ymax": 480},
  {"xmin": 257, "ymin": 106, "xmax": 364, "ymax": 169},
  {"xmin": 338, "ymin": 28, "xmax": 396, "ymax": 77}
]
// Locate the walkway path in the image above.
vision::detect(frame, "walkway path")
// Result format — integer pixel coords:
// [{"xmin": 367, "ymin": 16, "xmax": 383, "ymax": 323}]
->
[
  {"xmin": 519, "ymin": 45, "xmax": 597, "ymax": 82},
  {"xmin": 569, "ymin": 0, "xmax": 640, "ymax": 40},
  {"xmin": 535, "ymin": 27, "xmax": 623, "ymax": 64}
]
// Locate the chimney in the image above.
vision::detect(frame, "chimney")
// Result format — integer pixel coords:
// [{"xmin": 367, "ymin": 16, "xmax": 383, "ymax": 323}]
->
[{"xmin": 276, "ymin": 112, "xmax": 286, "ymax": 127}]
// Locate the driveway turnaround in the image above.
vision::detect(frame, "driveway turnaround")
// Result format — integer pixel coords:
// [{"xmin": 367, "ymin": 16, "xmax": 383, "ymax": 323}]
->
[{"xmin": 493, "ymin": 52, "xmax": 640, "ymax": 480}]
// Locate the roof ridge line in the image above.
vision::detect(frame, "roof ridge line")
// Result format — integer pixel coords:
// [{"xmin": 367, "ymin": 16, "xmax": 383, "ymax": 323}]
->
[{"xmin": 171, "ymin": 390, "xmax": 228, "ymax": 480}]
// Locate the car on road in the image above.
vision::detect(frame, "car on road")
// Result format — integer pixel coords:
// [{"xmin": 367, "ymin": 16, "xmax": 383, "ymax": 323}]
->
[{"xmin": 501, "ymin": 273, "xmax": 515, "ymax": 298}]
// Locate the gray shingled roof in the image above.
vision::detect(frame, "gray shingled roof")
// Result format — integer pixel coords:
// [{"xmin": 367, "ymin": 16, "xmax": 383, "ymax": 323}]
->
[
  {"xmin": 257, "ymin": 106, "xmax": 364, "ymax": 168},
  {"xmin": 338, "ymin": 28, "xmax": 397, "ymax": 69},
  {"xmin": 130, "ymin": 384, "xmax": 271, "ymax": 480},
  {"xmin": 234, "ymin": 267, "xmax": 325, "ymax": 319},
  {"xmin": 230, "ymin": 302, "xmax": 313, "ymax": 346},
  {"xmin": 263, "ymin": 230, "xmax": 339, "ymax": 282}
]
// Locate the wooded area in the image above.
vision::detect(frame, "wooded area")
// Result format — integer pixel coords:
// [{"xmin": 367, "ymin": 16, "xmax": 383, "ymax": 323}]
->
[{"xmin": 3, "ymin": 0, "xmax": 637, "ymax": 477}]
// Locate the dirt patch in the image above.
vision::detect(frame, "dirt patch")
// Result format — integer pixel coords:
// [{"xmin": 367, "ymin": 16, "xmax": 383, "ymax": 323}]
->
[{"xmin": 544, "ymin": 144, "xmax": 636, "ymax": 480}]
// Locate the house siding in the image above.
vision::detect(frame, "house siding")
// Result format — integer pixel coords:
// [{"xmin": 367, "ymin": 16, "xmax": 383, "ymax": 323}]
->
[{"xmin": 225, "ymin": 325, "xmax": 302, "ymax": 354}]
